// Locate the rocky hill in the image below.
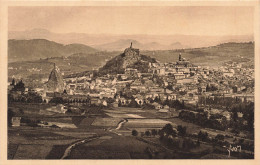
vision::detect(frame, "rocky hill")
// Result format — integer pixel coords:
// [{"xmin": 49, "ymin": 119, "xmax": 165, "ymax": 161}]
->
[
  {"xmin": 8, "ymin": 39, "xmax": 98, "ymax": 62},
  {"xmin": 45, "ymin": 64, "xmax": 64, "ymax": 92},
  {"xmin": 98, "ymin": 44, "xmax": 156, "ymax": 76}
]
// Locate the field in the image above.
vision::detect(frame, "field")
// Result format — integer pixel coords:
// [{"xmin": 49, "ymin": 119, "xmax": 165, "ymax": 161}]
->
[
  {"xmin": 8, "ymin": 105, "xmax": 182, "ymax": 159},
  {"xmin": 125, "ymin": 119, "xmax": 173, "ymax": 128},
  {"xmin": 8, "ymin": 126, "xmax": 100, "ymax": 159},
  {"xmin": 8, "ymin": 103, "xmax": 253, "ymax": 159},
  {"xmin": 91, "ymin": 117, "xmax": 121, "ymax": 127},
  {"xmin": 68, "ymin": 135, "xmax": 166, "ymax": 159}
]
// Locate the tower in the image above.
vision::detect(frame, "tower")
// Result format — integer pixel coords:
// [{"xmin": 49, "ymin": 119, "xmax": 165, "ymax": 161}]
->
[{"xmin": 179, "ymin": 53, "xmax": 182, "ymax": 61}]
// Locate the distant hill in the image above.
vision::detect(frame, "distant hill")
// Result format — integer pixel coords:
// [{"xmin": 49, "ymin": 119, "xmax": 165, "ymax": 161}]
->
[
  {"xmin": 169, "ymin": 42, "xmax": 186, "ymax": 49},
  {"xmin": 142, "ymin": 42, "xmax": 254, "ymax": 67},
  {"xmin": 8, "ymin": 39, "xmax": 98, "ymax": 62},
  {"xmin": 9, "ymin": 28, "xmax": 253, "ymax": 49},
  {"xmin": 94, "ymin": 39, "xmax": 189, "ymax": 51}
]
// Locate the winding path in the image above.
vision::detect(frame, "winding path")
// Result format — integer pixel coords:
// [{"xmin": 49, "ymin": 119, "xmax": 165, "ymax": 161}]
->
[
  {"xmin": 61, "ymin": 119, "xmax": 129, "ymax": 159},
  {"xmin": 115, "ymin": 119, "xmax": 128, "ymax": 130},
  {"xmin": 61, "ymin": 136, "xmax": 100, "ymax": 159},
  {"xmin": 108, "ymin": 119, "xmax": 128, "ymax": 136}
]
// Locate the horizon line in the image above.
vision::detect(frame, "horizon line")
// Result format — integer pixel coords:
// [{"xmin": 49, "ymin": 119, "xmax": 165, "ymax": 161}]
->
[{"xmin": 8, "ymin": 28, "xmax": 254, "ymax": 37}]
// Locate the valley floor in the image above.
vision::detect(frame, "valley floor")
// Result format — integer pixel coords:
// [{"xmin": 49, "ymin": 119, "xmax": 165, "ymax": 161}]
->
[{"xmin": 8, "ymin": 104, "xmax": 253, "ymax": 159}]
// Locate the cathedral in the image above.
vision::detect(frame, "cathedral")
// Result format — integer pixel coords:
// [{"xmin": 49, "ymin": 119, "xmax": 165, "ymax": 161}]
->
[{"xmin": 176, "ymin": 53, "xmax": 193, "ymax": 68}]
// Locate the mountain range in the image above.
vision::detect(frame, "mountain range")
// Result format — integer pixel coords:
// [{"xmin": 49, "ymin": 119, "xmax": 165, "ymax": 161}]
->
[
  {"xmin": 8, "ymin": 39, "xmax": 97, "ymax": 62},
  {"xmin": 9, "ymin": 28, "xmax": 253, "ymax": 50},
  {"xmin": 95, "ymin": 39, "xmax": 187, "ymax": 51}
]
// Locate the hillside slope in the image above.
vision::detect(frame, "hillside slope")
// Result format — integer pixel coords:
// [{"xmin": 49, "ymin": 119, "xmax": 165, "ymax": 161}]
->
[
  {"xmin": 98, "ymin": 46, "xmax": 156, "ymax": 76},
  {"xmin": 8, "ymin": 39, "xmax": 98, "ymax": 62},
  {"xmin": 142, "ymin": 42, "xmax": 254, "ymax": 67}
]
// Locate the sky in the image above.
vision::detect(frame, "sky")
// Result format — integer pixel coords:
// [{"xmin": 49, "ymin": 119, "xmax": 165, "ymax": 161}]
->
[{"xmin": 8, "ymin": 6, "xmax": 254, "ymax": 36}]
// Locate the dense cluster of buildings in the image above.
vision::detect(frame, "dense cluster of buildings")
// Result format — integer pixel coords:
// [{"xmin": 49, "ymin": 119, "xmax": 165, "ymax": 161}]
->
[{"xmin": 8, "ymin": 44, "xmax": 254, "ymax": 112}]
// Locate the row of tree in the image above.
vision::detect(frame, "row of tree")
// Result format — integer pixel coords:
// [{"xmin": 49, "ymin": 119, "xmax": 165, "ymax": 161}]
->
[
  {"xmin": 8, "ymin": 92, "xmax": 43, "ymax": 103},
  {"xmin": 179, "ymin": 110, "xmax": 228, "ymax": 131}
]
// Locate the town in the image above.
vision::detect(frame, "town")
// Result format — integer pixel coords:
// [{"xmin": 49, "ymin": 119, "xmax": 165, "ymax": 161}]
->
[{"xmin": 8, "ymin": 43, "xmax": 254, "ymax": 159}]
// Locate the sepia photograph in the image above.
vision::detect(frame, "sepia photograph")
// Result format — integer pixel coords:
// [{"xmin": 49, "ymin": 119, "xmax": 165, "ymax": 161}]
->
[{"xmin": 0, "ymin": 0, "xmax": 259, "ymax": 162}]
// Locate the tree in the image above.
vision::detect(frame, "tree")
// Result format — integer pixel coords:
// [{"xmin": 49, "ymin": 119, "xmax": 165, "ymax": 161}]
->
[
  {"xmin": 166, "ymin": 84, "xmax": 173, "ymax": 90},
  {"xmin": 177, "ymin": 125, "xmax": 187, "ymax": 136},
  {"xmin": 50, "ymin": 97, "xmax": 64, "ymax": 104},
  {"xmin": 232, "ymin": 111, "xmax": 238, "ymax": 122},
  {"xmin": 141, "ymin": 79, "xmax": 145, "ymax": 84},
  {"xmin": 196, "ymin": 139, "xmax": 200, "ymax": 147},
  {"xmin": 118, "ymin": 75, "xmax": 122, "ymax": 81},
  {"xmin": 151, "ymin": 129, "xmax": 158, "ymax": 136},
  {"xmin": 243, "ymin": 102, "xmax": 254, "ymax": 133},
  {"xmin": 161, "ymin": 123, "xmax": 177, "ymax": 136},
  {"xmin": 154, "ymin": 96, "xmax": 160, "ymax": 102},
  {"xmin": 132, "ymin": 129, "xmax": 138, "ymax": 136},
  {"xmin": 11, "ymin": 78, "xmax": 15, "ymax": 86},
  {"xmin": 128, "ymin": 99, "xmax": 139, "ymax": 108},
  {"xmin": 13, "ymin": 80, "xmax": 25, "ymax": 92},
  {"xmin": 145, "ymin": 130, "xmax": 151, "ymax": 136},
  {"xmin": 118, "ymin": 100, "xmax": 122, "ymax": 107},
  {"xmin": 182, "ymin": 100, "xmax": 185, "ymax": 108},
  {"xmin": 198, "ymin": 131, "xmax": 208, "ymax": 142},
  {"xmin": 215, "ymin": 134, "xmax": 225, "ymax": 141}
]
